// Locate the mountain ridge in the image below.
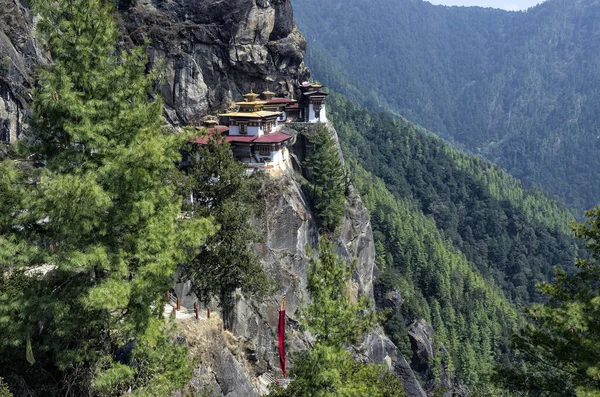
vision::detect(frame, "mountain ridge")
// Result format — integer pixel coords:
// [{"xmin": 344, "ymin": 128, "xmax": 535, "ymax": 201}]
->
[{"xmin": 293, "ymin": 0, "xmax": 600, "ymax": 211}]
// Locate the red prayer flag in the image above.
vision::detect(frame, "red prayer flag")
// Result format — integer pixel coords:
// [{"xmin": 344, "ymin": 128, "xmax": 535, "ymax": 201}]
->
[{"xmin": 278, "ymin": 301, "xmax": 286, "ymax": 378}]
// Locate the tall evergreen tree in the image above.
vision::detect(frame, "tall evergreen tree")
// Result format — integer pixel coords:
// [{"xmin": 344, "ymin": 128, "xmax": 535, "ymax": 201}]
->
[
  {"xmin": 302, "ymin": 240, "xmax": 375, "ymax": 346},
  {"xmin": 270, "ymin": 240, "xmax": 403, "ymax": 397},
  {"xmin": 305, "ymin": 124, "xmax": 346, "ymax": 234},
  {"xmin": 496, "ymin": 206, "xmax": 600, "ymax": 396},
  {"xmin": 0, "ymin": 0, "xmax": 214, "ymax": 394},
  {"xmin": 182, "ymin": 133, "xmax": 269, "ymax": 329}
]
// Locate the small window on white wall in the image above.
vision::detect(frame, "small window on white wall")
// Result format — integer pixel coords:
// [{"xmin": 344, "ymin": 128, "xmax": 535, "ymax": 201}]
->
[
  {"xmin": 258, "ymin": 146, "xmax": 271, "ymax": 155},
  {"xmin": 240, "ymin": 124, "xmax": 248, "ymax": 135}
]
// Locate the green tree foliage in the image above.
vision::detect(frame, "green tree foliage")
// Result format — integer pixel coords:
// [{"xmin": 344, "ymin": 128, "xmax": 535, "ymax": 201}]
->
[
  {"xmin": 293, "ymin": 0, "xmax": 600, "ymax": 212},
  {"xmin": 305, "ymin": 124, "xmax": 346, "ymax": 234},
  {"xmin": 182, "ymin": 133, "xmax": 269, "ymax": 329},
  {"xmin": 328, "ymin": 93, "xmax": 578, "ymax": 306},
  {"xmin": 302, "ymin": 240, "xmax": 377, "ymax": 346},
  {"xmin": 0, "ymin": 161, "xmax": 32, "ymax": 269},
  {"xmin": 270, "ymin": 240, "xmax": 404, "ymax": 397},
  {"xmin": 271, "ymin": 343, "xmax": 405, "ymax": 397},
  {"xmin": 496, "ymin": 206, "xmax": 600, "ymax": 397},
  {"xmin": 0, "ymin": 0, "xmax": 215, "ymax": 394},
  {"xmin": 0, "ymin": 377, "xmax": 12, "ymax": 397},
  {"xmin": 352, "ymin": 162, "xmax": 519, "ymax": 385}
]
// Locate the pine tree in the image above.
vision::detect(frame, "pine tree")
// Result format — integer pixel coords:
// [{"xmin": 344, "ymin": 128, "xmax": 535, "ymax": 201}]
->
[
  {"xmin": 182, "ymin": 132, "xmax": 269, "ymax": 329},
  {"xmin": 305, "ymin": 124, "xmax": 346, "ymax": 234},
  {"xmin": 0, "ymin": 377, "xmax": 12, "ymax": 397},
  {"xmin": 0, "ymin": 0, "xmax": 214, "ymax": 394},
  {"xmin": 270, "ymin": 240, "xmax": 404, "ymax": 397},
  {"xmin": 303, "ymin": 240, "xmax": 375, "ymax": 346},
  {"xmin": 496, "ymin": 206, "xmax": 600, "ymax": 396}
]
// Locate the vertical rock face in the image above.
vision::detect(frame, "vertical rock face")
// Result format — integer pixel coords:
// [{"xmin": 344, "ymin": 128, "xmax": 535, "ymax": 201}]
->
[
  {"xmin": 0, "ymin": 0, "xmax": 46, "ymax": 144},
  {"xmin": 119, "ymin": 0, "xmax": 309, "ymax": 125},
  {"xmin": 219, "ymin": 126, "xmax": 427, "ymax": 397},
  {"xmin": 0, "ymin": 0, "xmax": 309, "ymax": 141}
]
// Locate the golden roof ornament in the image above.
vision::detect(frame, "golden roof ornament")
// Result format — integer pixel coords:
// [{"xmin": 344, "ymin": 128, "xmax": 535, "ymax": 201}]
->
[{"xmin": 243, "ymin": 89, "xmax": 260, "ymax": 102}]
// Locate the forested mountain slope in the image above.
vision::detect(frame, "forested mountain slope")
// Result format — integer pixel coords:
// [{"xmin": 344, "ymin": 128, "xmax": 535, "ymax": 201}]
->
[
  {"xmin": 330, "ymin": 92, "xmax": 578, "ymax": 305},
  {"xmin": 353, "ymin": 161, "xmax": 519, "ymax": 389},
  {"xmin": 331, "ymin": 92, "xmax": 582, "ymax": 391},
  {"xmin": 293, "ymin": 0, "xmax": 600, "ymax": 212}
]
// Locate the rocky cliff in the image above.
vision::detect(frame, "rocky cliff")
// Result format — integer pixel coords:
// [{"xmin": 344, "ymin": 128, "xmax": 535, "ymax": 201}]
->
[
  {"xmin": 172, "ymin": 125, "xmax": 427, "ymax": 397},
  {"xmin": 0, "ymin": 0, "xmax": 46, "ymax": 144},
  {"xmin": 0, "ymin": 1, "xmax": 430, "ymax": 396},
  {"xmin": 0, "ymin": 0, "xmax": 308, "ymax": 143}
]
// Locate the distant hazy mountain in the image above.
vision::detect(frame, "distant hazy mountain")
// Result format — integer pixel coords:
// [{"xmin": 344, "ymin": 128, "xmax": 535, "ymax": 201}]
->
[{"xmin": 292, "ymin": 0, "xmax": 600, "ymax": 212}]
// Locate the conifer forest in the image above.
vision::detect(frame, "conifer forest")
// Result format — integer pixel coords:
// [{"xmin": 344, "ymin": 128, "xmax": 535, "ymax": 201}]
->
[{"xmin": 1, "ymin": 0, "xmax": 600, "ymax": 396}]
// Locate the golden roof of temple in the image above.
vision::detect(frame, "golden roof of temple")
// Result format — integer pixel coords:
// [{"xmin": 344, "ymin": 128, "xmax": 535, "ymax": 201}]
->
[
  {"xmin": 243, "ymin": 90, "xmax": 260, "ymax": 102},
  {"xmin": 236, "ymin": 101, "xmax": 267, "ymax": 106}
]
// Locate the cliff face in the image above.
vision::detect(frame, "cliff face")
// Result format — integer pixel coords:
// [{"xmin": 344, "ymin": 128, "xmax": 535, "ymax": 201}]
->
[
  {"xmin": 175, "ymin": 126, "xmax": 426, "ymax": 397},
  {"xmin": 0, "ymin": 0, "xmax": 308, "ymax": 143},
  {"xmin": 1, "ymin": 1, "xmax": 429, "ymax": 396},
  {"xmin": 0, "ymin": 0, "xmax": 45, "ymax": 144},
  {"xmin": 119, "ymin": 0, "xmax": 309, "ymax": 125}
]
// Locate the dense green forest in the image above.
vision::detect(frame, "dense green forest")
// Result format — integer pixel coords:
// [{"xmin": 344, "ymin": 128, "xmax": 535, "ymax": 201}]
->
[
  {"xmin": 330, "ymin": 93, "xmax": 578, "ymax": 306},
  {"xmin": 353, "ymin": 162, "xmax": 519, "ymax": 387},
  {"xmin": 292, "ymin": 0, "xmax": 600, "ymax": 212},
  {"xmin": 322, "ymin": 91, "xmax": 587, "ymax": 390}
]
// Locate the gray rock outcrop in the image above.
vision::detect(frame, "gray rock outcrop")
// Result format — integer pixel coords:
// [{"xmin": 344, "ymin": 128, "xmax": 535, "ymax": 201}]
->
[
  {"xmin": 0, "ymin": 0, "xmax": 308, "ymax": 143},
  {"xmin": 220, "ymin": 127, "xmax": 427, "ymax": 397},
  {"xmin": 220, "ymin": 348, "xmax": 259, "ymax": 397},
  {"xmin": 408, "ymin": 320, "xmax": 455, "ymax": 397},
  {"xmin": 0, "ymin": 0, "xmax": 47, "ymax": 144},
  {"xmin": 119, "ymin": 0, "xmax": 309, "ymax": 125},
  {"xmin": 1, "ymin": 1, "xmax": 432, "ymax": 395}
]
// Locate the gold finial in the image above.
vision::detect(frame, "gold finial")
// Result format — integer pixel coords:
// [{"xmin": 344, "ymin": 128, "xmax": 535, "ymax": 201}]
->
[{"xmin": 263, "ymin": 90, "xmax": 276, "ymax": 100}]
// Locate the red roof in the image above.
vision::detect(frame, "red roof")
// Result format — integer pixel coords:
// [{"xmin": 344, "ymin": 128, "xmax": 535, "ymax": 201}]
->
[
  {"xmin": 193, "ymin": 126, "xmax": 292, "ymax": 145},
  {"xmin": 286, "ymin": 103, "xmax": 300, "ymax": 109},
  {"xmin": 225, "ymin": 136, "xmax": 256, "ymax": 143},
  {"xmin": 253, "ymin": 132, "xmax": 293, "ymax": 143},
  {"xmin": 196, "ymin": 132, "xmax": 292, "ymax": 145},
  {"xmin": 266, "ymin": 98, "xmax": 296, "ymax": 104},
  {"xmin": 192, "ymin": 126, "xmax": 230, "ymax": 144}
]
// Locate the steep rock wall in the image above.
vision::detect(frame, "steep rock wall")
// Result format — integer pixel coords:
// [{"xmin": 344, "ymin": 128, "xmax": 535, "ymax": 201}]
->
[
  {"xmin": 1, "ymin": 1, "xmax": 428, "ymax": 395},
  {"xmin": 119, "ymin": 0, "xmax": 309, "ymax": 125},
  {"xmin": 180, "ymin": 127, "xmax": 426, "ymax": 397},
  {"xmin": 0, "ymin": 0, "xmax": 308, "ymax": 142},
  {"xmin": 0, "ymin": 0, "xmax": 47, "ymax": 144}
]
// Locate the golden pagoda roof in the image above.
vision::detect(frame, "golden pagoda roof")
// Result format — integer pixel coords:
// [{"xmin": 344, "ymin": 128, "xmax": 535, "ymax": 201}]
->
[
  {"xmin": 235, "ymin": 101, "xmax": 268, "ymax": 106},
  {"xmin": 242, "ymin": 90, "xmax": 260, "ymax": 101}
]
